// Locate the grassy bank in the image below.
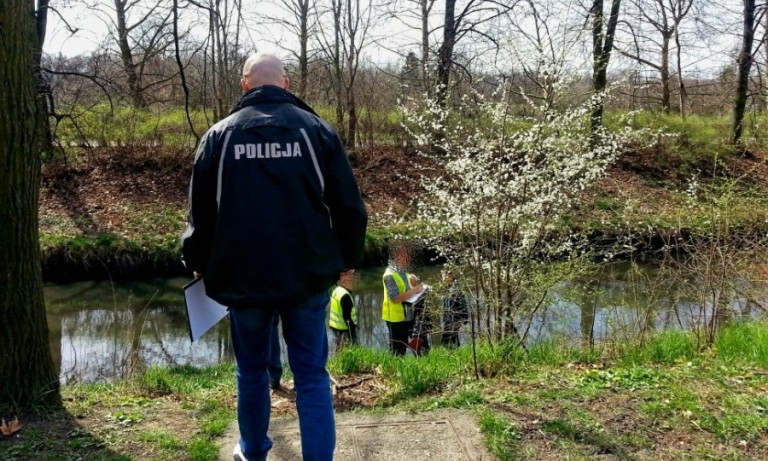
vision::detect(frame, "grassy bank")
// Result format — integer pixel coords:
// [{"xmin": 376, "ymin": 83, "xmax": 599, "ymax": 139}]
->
[
  {"xmin": 37, "ymin": 110, "xmax": 768, "ymax": 281},
  {"xmin": 39, "ymin": 222, "xmax": 393, "ymax": 282},
  {"xmin": 4, "ymin": 322, "xmax": 768, "ymax": 460}
]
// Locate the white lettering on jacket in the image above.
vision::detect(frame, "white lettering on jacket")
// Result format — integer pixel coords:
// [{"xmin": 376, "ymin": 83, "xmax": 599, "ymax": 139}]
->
[{"xmin": 233, "ymin": 142, "xmax": 302, "ymax": 160}]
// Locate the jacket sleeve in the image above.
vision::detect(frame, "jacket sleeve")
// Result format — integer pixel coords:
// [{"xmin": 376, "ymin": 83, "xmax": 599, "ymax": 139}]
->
[
  {"xmin": 180, "ymin": 129, "xmax": 221, "ymax": 273},
  {"xmin": 341, "ymin": 293, "xmax": 354, "ymax": 325},
  {"xmin": 323, "ymin": 131, "xmax": 368, "ymax": 269}
]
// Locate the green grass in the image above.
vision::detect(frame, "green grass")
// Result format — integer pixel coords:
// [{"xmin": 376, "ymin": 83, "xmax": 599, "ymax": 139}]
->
[
  {"xmin": 594, "ymin": 196, "xmax": 623, "ymax": 211},
  {"xmin": 6, "ymin": 323, "xmax": 768, "ymax": 459},
  {"xmin": 606, "ymin": 112, "xmax": 733, "ymax": 159},
  {"xmin": 56, "ymin": 104, "xmax": 208, "ymax": 147},
  {"xmin": 328, "ymin": 345, "xmax": 393, "ymax": 374},
  {"xmin": 539, "ymin": 417, "xmax": 631, "ymax": 458},
  {"xmin": 188, "ymin": 436, "xmax": 219, "ymax": 461},
  {"xmin": 52, "ymin": 363, "xmax": 236, "ymax": 461},
  {"xmin": 55, "ymin": 103, "xmax": 410, "ymax": 148},
  {"xmin": 478, "ymin": 408, "xmax": 521, "ymax": 460},
  {"xmin": 715, "ymin": 322, "xmax": 768, "ymax": 367},
  {"xmin": 620, "ymin": 329, "xmax": 699, "ymax": 364},
  {"xmin": 54, "ymin": 104, "xmax": 768, "ymax": 165}
]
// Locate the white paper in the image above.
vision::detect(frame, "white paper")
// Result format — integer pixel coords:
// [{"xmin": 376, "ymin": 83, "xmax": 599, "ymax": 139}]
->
[
  {"xmin": 404, "ymin": 284, "xmax": 430, "ymax": 304},
  {"xmin": 184, "ymin": 278, "xmax": 229, "ymax": 342}
]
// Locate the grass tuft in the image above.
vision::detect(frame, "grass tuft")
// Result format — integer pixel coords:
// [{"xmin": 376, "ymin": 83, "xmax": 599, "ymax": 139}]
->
[
  {"xmin": 715, "ymin": 322, "xmax": 768, "ymax": 368},
  {"xmin": 478, "ymin": 409, "xmax": 521, "ymax": 460}
]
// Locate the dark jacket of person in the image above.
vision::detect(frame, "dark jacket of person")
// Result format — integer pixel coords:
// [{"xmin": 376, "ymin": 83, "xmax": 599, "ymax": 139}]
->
[{"xmin": 181, "ymin": 85, "xmax": 368, "ymax": 307}]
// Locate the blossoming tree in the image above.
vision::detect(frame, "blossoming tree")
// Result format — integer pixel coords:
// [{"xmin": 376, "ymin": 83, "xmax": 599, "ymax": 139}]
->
[{"xmin": 403, "ymin": 87, "xmax": 646, "ymax": 344}]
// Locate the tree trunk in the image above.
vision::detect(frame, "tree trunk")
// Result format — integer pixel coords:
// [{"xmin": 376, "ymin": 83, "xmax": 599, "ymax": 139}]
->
[
  {"xmin": 344, "ymin": 0, "xmax": 358, "ymax": 148},
  {"xmin": 347, "ymin": 88, "xmax": 357, "ymax": 149},
  {"xmin": 172, "ymin": 0, "xmax": 199, "ymax": 142},
  {"xmin": 732, "ymin": 0, "xmax": 756, "ymax": 146},
  {"xmin": 297, "ymin": 0, "xmax": 310, "ymax": 98},
  {"xmin": 660, "ymin": 33, "xmax": 671, "ymax": 113},
  {"xmin": 590, "ymin": 0, "xmax": 622, "ymax": 134},
  {"xmin": 0, "ymin": 0, "xmax": 61, "ymax": 412},
  {"xmin": 436, "ymin": 0, "xmax": 456, "ymax": 106},
  {"xmin": 675, "ymin": 20, "xmax": 686, "ymax": 117},
  {"xmin": 760, "ymin": 5, "xmax": 768, "ymax": 111},
  {"xmin": 212, "ymin": 0, "xmax": 227, "ymax": 120},
  {"xmin": 421, "ymin": 0, "xmax": 430, "ymax": 91},
  {"xmin": 208, "ymin": 8, "xmax": 220, "ymax": 120},
  {"xmin": 34, "ymin": 0, "xmax": 54, "ymax": 157},
  {"xmin": 332, "ymin": 0, "xmax": 346, "ymax": 143},
  {"xmin": 115, "ymin": 0, "xmax": 146, "ymax": 108}
]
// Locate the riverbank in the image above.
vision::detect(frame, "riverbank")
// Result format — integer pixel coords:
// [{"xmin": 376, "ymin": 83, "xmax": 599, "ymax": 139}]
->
[
  {"xmin": 3, "ymin": 322, "xmax": 768, "ymax": 460},
  {"xmin": 38, "ymin": 137, "xmax": 768, "ymax": 282}
]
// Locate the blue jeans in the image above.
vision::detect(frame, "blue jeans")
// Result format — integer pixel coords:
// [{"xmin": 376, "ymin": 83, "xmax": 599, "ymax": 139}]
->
[
  {"xmin": 229, "ymin": 291, "xmax": 335, "ymax": 461},
  {"xmin": 269, "ymin": 312, "xmax": 282, "ymax": 384}
]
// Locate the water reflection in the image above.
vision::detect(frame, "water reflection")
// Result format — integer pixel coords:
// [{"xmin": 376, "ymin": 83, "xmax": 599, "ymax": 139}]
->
[
  {"xmin": 46, "ymin": 278, "xmax": 232, "ymax": 384},
  {"xmin": 45, "ymin": 263, "xmax": 768, "ymax": 383}
]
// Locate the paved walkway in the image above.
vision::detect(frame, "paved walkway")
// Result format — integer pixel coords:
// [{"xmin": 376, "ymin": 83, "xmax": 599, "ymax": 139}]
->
[{"xmin": 218, "ymin": 409, "xmax": 493, "ymax": 461}]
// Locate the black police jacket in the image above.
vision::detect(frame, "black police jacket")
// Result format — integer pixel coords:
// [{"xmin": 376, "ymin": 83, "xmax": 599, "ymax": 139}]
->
[{"xmin": 181, "ymin": 85, "xmax": 368, "ymax": 307}]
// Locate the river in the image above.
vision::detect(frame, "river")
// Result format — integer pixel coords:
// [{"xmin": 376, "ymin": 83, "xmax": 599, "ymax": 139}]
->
[{"xmin": 45, "ymin": 263, "xmax": 767, "ymax": 383}]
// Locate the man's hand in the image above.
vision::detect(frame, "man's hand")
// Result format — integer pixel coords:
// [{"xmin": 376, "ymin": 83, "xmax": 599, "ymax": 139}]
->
[{"xmin": 194, "ymin": 271, "xmax": 203, "ymax": 279}]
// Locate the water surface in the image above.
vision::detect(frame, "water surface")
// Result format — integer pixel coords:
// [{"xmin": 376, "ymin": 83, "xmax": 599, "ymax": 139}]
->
[{"xmin": 46, "ymin": 263, "xmax": 767, "ymax": 383}]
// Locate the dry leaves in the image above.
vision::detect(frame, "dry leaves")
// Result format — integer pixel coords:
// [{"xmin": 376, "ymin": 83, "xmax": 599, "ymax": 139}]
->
[{"xmin": 1, "ymin": 417, "xmax": 22, "ymax": 436}]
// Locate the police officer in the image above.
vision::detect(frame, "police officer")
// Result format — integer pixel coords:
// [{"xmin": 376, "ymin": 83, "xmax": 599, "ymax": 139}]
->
[
  {"xmin": 382, "ymin": 243, "xmax": 424, "ymax": 356},
  {"xmin": 181, "ymin": 52, "xmax": 367, "ymax": 461},
  {"xmin": 328, "ymin": 269, "xmax": 358, "ymax": 348}
]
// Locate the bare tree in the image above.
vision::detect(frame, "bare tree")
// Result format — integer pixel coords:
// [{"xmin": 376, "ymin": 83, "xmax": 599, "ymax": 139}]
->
[
  {"xmin": 186, "ymin": 0, "xmax": 246, "ymax": 120},
  {"xmin": 672, "ymin": 0, "xmax": 696, "ymax": 116},
  {"xmin": 504, "ymin": 0, "xmax": 586, "ymax": 110},
  {"xmin": 114, "ymin": 0, "xmax": 148, "ymax": 107},
  {"xmin": 317, "ymin": 0, "xmax": 373, "ymax": 147},
  {"xmin": 104, "ymin": 0, "xmax": 176, "ymax": 107},
  {"xmin": 380, "ymin": 0, "xmax": 438, "ymax": 92},
  {"xmin": 318, "ymin": 0, "xmax": 344, "ymax": 137},
  {"xmin": 435, "ymin": 0, "xmax": 514, "ymax": 106},
  {"xmin": 732, "ymin": 0, "xmax": 758, "ymax": 146},
  {"xmin": 589, "ymin": 0, "xmax": 622, "ymax": 133},
  {"xmin": 173, "ymin": 0, "xmax": 199, "ymax": 142},
  {"xmin": 617, "ymin": 0, "xmax": 695, "ymax": 114},
  {"xmin": 268, "ymin": 0, "xmax": 318, "ymax": 98}
]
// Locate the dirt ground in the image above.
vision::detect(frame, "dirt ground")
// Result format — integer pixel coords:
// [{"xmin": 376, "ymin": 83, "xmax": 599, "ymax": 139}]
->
[
  {"xmin": 38, "ymin": 146, "xmax": 438, "ymax": 234},
  {"xmin": 218, "ymin": 409, "xmax": 492, "ymax": 461},
  {"xmin": 39, "ymin": 144, "xmax": 768, "ymax": 240}
]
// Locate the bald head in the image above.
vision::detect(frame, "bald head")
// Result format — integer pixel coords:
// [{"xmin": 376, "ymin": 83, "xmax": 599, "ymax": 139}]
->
[{"xmin": 241, "ymin": 53, "xmax": 289, "ymax": 91}]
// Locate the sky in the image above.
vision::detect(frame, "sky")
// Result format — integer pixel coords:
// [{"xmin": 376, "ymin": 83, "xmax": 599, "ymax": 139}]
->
[
  {"xmin": 42, "ymin": 0, "xmax": 420, "ymax": 67},
  {"xmin": 42, "ymin": 0, "xmax": 751, "ymax": 78}
]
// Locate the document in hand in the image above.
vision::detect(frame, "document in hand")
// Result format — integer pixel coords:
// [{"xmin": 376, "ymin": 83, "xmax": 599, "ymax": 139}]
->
[
  {"xmin": 183, "ymin": 277, "xmax": 229, "ymax": 342},
  {"xmin": 404, "ymin": 284, "xmax": 430, "ymax": 304}
]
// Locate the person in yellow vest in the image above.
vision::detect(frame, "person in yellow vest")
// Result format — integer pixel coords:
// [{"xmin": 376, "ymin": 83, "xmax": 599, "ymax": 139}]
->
[
  {"xmin": 328, "ymin": 269, "xmax": 358, "ymax": 348},
  {"xmin": 382, "ymin": 244, "xmax": 424, "ymax": 355}
]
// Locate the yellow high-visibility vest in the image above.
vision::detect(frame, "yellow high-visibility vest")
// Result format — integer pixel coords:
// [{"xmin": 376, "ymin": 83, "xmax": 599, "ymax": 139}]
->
[
  {"xmin": 329, "ymin": 286, "xmax": 356, "ymax": 330},
  {"xmin": 381, "ymin": 269, "xmax": 413, "ymax": 322}
]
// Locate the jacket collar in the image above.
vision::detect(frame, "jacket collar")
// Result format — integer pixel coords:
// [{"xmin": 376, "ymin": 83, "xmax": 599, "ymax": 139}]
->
[{"xmin": 230, "ymin": 85, "xmax": 318, "ymax": 116}]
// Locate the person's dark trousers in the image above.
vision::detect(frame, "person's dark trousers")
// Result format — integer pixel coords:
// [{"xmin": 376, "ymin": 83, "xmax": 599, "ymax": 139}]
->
[
  {"xmin": 269, "ymin": 312, "xmax": 283, "ymax": 387},
  {"xmin": 229, "ymin": 291, "xmax": 334, "ymax": 461},
  {"xmin": 386, "ymin": 320, "xmax": 414, "ymax": 356}
]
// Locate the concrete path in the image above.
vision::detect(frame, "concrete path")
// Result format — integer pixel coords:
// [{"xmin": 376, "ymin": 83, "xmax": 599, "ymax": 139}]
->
[{"xmin": 218, "ymin": 409, "xmax": 494, "ymax": 461}]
